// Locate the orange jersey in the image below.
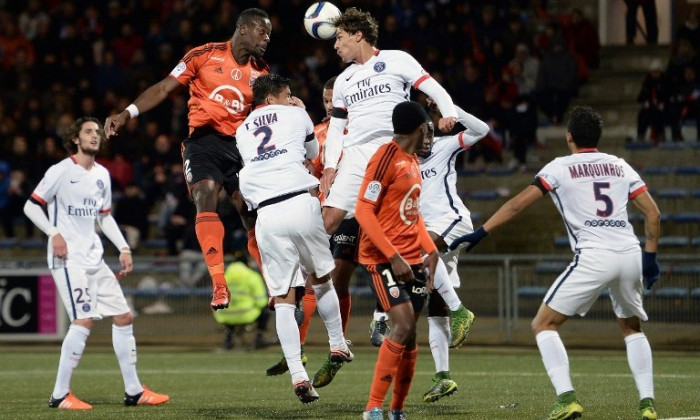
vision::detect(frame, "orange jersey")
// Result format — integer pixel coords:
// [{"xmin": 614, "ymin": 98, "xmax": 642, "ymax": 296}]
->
[
  {"xmin": 311, "ymin": 120, "xmax": 329, "ymax": 179},
  {"xmin": 170, "ymin": 41, "xmax": 269, "ymax": 136},
  {"xmin": 355, "ymin": 141, "xmax": 436, "ymax": 265}
]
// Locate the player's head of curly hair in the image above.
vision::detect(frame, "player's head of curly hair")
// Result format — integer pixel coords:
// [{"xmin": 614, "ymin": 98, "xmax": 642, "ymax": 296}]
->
[
  {"xmin": 236, "ymin": 8, "xmax": 269, "ymax": 29},
  {"xmin": 567, "ymin": 106, "xmax": 602, "ymax": 148},
  {"xmin": 252, "ymin": 74, "xmax": 290, "ymax": 107},
  {"xmin": 333, "ymin": 8, "xmax": 379, "ymax": 46},
  {"xmin": 61, "ymin": 116, "xmax": 105, "ymax": 154}
]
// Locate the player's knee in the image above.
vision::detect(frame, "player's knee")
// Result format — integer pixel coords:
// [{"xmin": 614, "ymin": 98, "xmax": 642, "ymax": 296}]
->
[{"xmin": 113, "ymin": 312, "xmax": 134, "ymax": 326}]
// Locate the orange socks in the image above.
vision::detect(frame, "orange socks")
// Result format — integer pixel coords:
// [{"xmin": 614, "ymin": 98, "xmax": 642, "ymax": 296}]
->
[
  {"xmin": 247, "ymin": 228, "xmax": 264, "ymax": 272},
  {"xmin": 366, "ymin": 337, "xmax": 404, "ymax": 410},
  {"xmin": 338, "ymin": 292, "xmax": 351, "ymax": 334},
  {"xmin": 390, "ymin": 346, "xmax": 418, "ymax": 411},
  {"xmin": 194, "ymin": 212, "xmax": 225, "ymax": 287},
  {"xmin": 299, "ymin": 285, "xmax": 317, "ymax": 344}
]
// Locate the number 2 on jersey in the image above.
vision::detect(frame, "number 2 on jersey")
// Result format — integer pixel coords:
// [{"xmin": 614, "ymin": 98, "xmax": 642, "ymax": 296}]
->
[{"xmin": 255, "ymin": 126, "xmax": 275, "ymax": 155}]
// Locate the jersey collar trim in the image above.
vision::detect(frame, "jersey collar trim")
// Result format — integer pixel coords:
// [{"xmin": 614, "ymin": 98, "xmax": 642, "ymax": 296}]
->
[
  {"xmin": 70, "ymin": 155, "xmax": 78, "ymax": 164},
  {"xmin": 576, "ymin": 148, "xmax": 598, "ymax": 153}
]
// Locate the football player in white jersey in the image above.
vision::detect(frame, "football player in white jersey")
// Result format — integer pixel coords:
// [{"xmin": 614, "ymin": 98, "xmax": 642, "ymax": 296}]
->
[
  {"xmin": 23, "ymin": 117, "xmax": 169, "ymax": 410},
  {"xmin": 451, "ymin": 106, "xmax": 661, "ymax": 420},
  {"xmin": 319, "ymin": 7, "xmax": 459, "ymax": 235},
  {"xmin": 371, "ymin": 100, "xmax": 490, "ymax": 403},
  {"xmin": 236, "ymin": 74, "xmax": 353, "ymax": 404}
]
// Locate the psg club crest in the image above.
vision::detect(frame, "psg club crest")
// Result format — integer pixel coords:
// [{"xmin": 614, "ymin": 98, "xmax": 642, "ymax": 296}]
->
[
  {"xmin": 374, "ymin": 62, "xmax": 386, "ymax": 73},
  {"xmin": 389, "ymin": 286, "xmax": 399, "ymax": 298},
  {"xmin": 96, "ymin": 180, "xmax": 104, "ymax": 189},
  {"xmin": 82, "ymin": 303, "xmax": 91, "ymax": 312}
]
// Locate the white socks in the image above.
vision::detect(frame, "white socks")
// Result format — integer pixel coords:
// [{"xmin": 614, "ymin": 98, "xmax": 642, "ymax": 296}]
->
[
  {"xmin": 432, "ymin": 257, "xmax": 462, "ymax": 311},
  {"xmin": 428, "ymin": 316, "xmax": 450, "ymax": 373},
  {"xmin": 52, "ymin": 324, "xmax": 89, "ymax": 399},
  {"xmin": 312, "ymin": 279, "xmax": 347, "ymax": 350},
  {"xmin": 275, "ymin": 303, "xmax": 308, "ymax": 383},
  {"xmin": 625, "ymin": 332, "xmax": 655, "ymax": 400},
  {"xmin": 112, "ymin": 324, "xmax": 143, "ymax": 396},
  {"xmin": 536, "ymin": 330, "xmax": 574, "ymax": 396}
]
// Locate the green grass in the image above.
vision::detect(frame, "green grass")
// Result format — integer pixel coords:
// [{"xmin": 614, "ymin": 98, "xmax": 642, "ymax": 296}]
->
[{"xmin": 1, "ymin": 345, "xmax": 698, "ymax": 419}]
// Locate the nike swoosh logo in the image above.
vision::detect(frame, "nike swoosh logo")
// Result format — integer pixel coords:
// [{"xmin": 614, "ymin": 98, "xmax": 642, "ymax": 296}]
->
[{"xmin": 70, "ymin": 180, "xmax": 79, "ymax": 183}]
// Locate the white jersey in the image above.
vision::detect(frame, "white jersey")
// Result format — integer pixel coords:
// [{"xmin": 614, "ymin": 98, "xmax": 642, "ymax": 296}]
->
[
  {"xmin": 236, "ymin": 104, "xmax": 320, "ymax": 209},
  {"xmin": 536, "ymin": 150, "xmax": 647, "ymax": 252},
  {"xmin": 30, "ymin": 157, "xmax": 112, "ymax": 269},
  {"xmin": 419, "ymin": 127, "xmax": 485, "ymax": 234},
  {"xmin": 333, "ymin": 50, "xmax": 430, "ymax": 148}
]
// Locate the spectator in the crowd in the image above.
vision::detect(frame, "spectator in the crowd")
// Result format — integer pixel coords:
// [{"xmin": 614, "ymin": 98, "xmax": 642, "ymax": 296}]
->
[
  {"xmin": 666, "ymin": 38, "xmax": 699, "ymax": 94},
  {"xmin": 512, "ymin": 43, "xmax": 540, "ymax": 96},
  {"xmin": 676, "ymin": 6, "xmax": 700, "ymax": 51},
  {"xmin": 507, "ymin": 94, "xmax": 539, "ymax": 172},
  {"xmin": 636, "ymin": 59, "xmax": 673, "ymax": 143},
  {"xmin": 625, "ymin": 0, "xmax": 658, "ymax": 45},
  {"xmin": 4, "ymin": 169, "xmax": 34, "ymax": 238},
  {"xmin": 0, "ymin": 161, "xmax": 11, "ymax": 238},
  {"xmin": 36, "ymin": 136, "xmax": 66, "ymax": 176},
  {"xmin": 563, "ymin": 8, "xmax": 601, "ymax": 75},
  {"xmin": 502, "ymin": 14, "xmax": 533, "ymax": 58},
  {"xmin": 669, "ymin": 65, "xmax": 700, "ymax": 141},
  {"xmin": 114, "ymin": 183, "xmax": 151, "ymax": 250},
  {"xmin": 0, "ymin": 19, "xmax": 36, "ymax": 70},
  {"xmin": 536, "ymin": 37, "xmax": 578, "ymax": 125},
  {"xmin": 18, "ymin": 0, "xmax": 50, "ymax": 41}
]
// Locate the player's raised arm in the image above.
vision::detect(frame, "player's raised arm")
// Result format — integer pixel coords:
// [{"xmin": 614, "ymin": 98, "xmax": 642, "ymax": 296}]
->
[
  {"xmin": 416, "ymin": 78, "xmax": 458, "ymax": 132},
  {"xmin": 104, "ymin": 76, "xmax": 182, "ymax": 138},
  {"xmin": 320, "ymin": 112, "xmax": 347, "ymax": 193}
]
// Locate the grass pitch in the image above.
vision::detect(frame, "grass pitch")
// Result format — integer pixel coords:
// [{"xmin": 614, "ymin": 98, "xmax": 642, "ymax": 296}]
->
[{"xmin": 1, "ymin": 345, "xmax": 698, "ymax": 419}]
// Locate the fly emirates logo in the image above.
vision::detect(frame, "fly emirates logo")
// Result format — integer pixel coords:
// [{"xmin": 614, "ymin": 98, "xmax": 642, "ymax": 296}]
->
[
  {"xmin": 67, "ymin": 197, "xmax": 101, "ymax": 217},
  {"xmin": 344, "ymin": 77, "xmax": 392, "ymax": 107}
]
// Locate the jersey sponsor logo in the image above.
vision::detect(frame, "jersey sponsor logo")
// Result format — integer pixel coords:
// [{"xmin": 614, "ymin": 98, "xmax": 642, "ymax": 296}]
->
[
  {"xmin": 332, "ymin": 232, "xmax": 356, "ymax": 245},
  {"xmin": 399, "ymin": 184, "xmax": 421, "ymax": 225},
  {"xmin": 209, "ymin": 85, "xmax": 246, "ymax": 114},
  {"xmin": 389, "ymin": 286, "xmax": 400, "ymax": 298},
  {"xmin": 374, "ymin": 61, "xmax": 386, "ymax": 72},
  {"xmin": 251, "ymin": 148, "xmax": 288, "ymax": 162},
  {"xmin": 171, "ymin": 62, "xmax": 186, "ymax": 77},
  {"xmin": 230, "ymin": 68, "xmax": 242, "ymax": 80},
  {"xmin": 344, "ymin": 78, "xmax": 392, "ymax": 107},
  {"xmin": 363, "ymin": 181, "xmax": 382, "ymax": 202},
  {"xmin": 411, "ymin": 284, "xmax": 428, "ymax": 296},
  {"xmin": 421, "ymin": 168, "xmax": 437, "ymax": 179},
  {"xmin": 210, "ymin": 56, "xmax": 225, "ymax": 62},
  {"xmin": 67, "ymin": 198, "xmax": 101, "ymax": 217},
  {"xmin": 584, "ymin": 219, "xmax": 627, "ymax": 227}
]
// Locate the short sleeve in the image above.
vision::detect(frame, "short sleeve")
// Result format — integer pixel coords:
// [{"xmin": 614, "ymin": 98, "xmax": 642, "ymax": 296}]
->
[{"xmin": 31, "ymin": 163, "xmax": 65, "ymax": 205}]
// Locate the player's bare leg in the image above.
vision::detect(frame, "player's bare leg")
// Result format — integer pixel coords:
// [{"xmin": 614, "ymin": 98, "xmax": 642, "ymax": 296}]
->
[
  {"xmin": 322, "ymin": 206, "xmax": 347, "ymax": 235},
  {"xmin": 532, "ymin": 304, "xmax": 583, "ymax": 419},
  {"xmin": 191, "ymin": 180, "xmax": 230, "ymax": 310}
]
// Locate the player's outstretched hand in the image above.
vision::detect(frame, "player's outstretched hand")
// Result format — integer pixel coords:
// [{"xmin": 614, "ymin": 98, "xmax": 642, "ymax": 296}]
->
[
  {"xmin": 449, "ymin": 226, "xmax": 488, "ymax": 251},
  {"xmin": 104, "ymin": 111, "xmax": 128, "ymax": 138},
  {"xmin": 642, "ymin": 251, "xmax": 660, "ymax": 290}
]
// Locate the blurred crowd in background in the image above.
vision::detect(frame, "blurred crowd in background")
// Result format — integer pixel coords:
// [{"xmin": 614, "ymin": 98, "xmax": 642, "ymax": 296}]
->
[{"xmin": 0, "ymin": 0, "xmax": 604, "ymax": 257}]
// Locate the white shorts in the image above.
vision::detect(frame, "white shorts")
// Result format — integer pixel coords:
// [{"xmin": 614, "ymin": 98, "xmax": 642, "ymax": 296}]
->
[
  {"xmin": 51, "ymin": 262, "xmax": 130, "ymax": 322},
  {"xmin": 256, "ymin": 193, "xmax": 335, "ymax": 297},
  {"xmin": 544, "ymin": 248, "xmax": 648, "ymax": 320},
  {"xmin": 324, "ymin": 137, "xmax": 392, "ymax": 217},
  {"xmin": 426, "ymin": 216, "xmax": 474, "ymax": 288}
]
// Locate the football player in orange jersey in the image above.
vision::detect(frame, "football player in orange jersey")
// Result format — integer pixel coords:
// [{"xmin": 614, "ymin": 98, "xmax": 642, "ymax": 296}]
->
[
  {"xmin": 105, "ymin": 9, "xmax": 271, "ymax": 311},
  {"xmin": 355, "ymin": 101, "xmax": 439, "ymax": 420}
]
